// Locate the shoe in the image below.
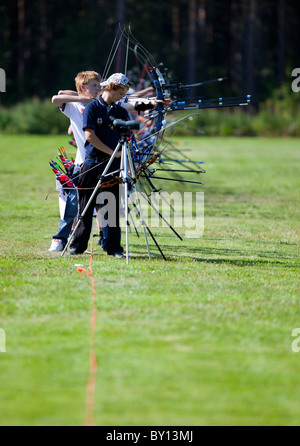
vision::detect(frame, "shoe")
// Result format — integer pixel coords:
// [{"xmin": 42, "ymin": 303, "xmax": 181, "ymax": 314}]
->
[
  {"xmin": 113, "ymin": 252, "xmax": 124, "ymax": 259},
  {"xmin": 49, "ymin": 239, "xmax": 64, "ymax": 252},
  {"xmin": 68, "ymin": 248, "xmax": 85, "ymax": 255}
]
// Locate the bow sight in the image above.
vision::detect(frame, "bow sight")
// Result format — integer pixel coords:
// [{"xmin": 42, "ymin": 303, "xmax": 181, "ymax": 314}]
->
[{"xmin": 110, "ymin": 117, "xmax": 140, "ymax": 134}]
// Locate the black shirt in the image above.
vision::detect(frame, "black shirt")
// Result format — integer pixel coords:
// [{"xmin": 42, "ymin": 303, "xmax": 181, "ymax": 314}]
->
[{"xmin": 83, "ymin": 96, "xmax": 129, "ymax": 164}]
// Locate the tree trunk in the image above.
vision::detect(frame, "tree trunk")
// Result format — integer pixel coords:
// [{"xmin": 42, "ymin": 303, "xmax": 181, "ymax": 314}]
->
[
  {"xmin": 172, "ymin": 4, "xmax": 180, "ymax": 53},
  {"xmin": 116, "ymin": 0, "xmax": 126, "ymax": 73},
  {"xmin": 39, "ymin": 0, "xmax": 48, "ymax": 96},
  {"xmin": 198, "ymin": 0, "xmax": 206, "ymax": 81},
  {"xmin": 17, "ymin": 0, "xmax": 25, "ymax": 95},
  {"xmin": 186, "ymin": 0, "xmax": 197, "ymax": 98},
  {"xmin": 277, "ymin": 0, "xmax": 285, "ymax": 86},
  {"xmin": 230, "ymin": 0, "xmax": 240, "ymax": 93},
  {"xmin": 245, "ymin": 0, "xmax": 256, "ymax": 94}
]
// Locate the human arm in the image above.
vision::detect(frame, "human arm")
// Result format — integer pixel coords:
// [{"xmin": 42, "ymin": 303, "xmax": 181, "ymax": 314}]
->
[
  {"xmin": 121, "ymin": 99, "xmax": 154, "ymax": 113},
  {"xmin": 58, "ymin": 90, "xmax": 78, "ymax": 96},
  {"xmin": 85, "ymin": 129, "xmax": 122, "ymax": 158},
  {"xmin": 122, "ymin": 97, "xmax": 172, "ymax": 113},
  {"xmin": 51, "ymin": 93, "xmax": 94, "ymax": 109},
  {"xmin": 129, "ymin": 86, "xmax": 155, "ymax": 98}
]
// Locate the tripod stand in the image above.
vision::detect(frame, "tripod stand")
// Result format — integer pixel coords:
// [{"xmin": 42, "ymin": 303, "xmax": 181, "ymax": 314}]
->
[
  {"xmin": 61, "ymin": 129, "xmax": 151, "ymax": 264},
  {"xmin": 118, "ymin": 132, "xmax": 151, "ymax": 263}
]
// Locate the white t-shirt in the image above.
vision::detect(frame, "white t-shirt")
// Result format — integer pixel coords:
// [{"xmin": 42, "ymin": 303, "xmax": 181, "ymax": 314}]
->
[{"xmin": 61, "ymin": 102, "xmax": 87, "ymax": 165}]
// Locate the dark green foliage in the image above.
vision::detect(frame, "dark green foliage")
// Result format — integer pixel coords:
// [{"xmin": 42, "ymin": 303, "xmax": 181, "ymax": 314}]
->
[
  {"xmin": 0, "ymin": 0, "xmax": 299, "ymax": 108},
  {"xmin": 0, "ymin": 98, "xmax": 69, "ymax": 134}
]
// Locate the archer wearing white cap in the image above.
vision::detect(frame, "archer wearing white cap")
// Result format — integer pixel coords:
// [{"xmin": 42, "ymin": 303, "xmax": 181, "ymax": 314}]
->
[
  {"xmin": 69, "ymin": 73, "xmax": 130, "ymax": 257},
  {"xmin": 100, "ymin": 73, "xmax": 130, "ymax": 88}
]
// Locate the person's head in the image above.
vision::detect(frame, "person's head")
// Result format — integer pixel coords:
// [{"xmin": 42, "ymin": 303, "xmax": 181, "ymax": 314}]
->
[
  {"xmin": 75, "ymin": 71, "xmax": 102, "ymax": 98},
  {"xmin": 100, "ymin": 73, "xmax": 130, "ymax": 103}
]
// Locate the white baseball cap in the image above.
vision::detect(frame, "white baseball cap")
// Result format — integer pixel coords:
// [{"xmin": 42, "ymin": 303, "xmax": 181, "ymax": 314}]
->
[{"xmin": 100, "ymin": 73, "xmax": 130, "ymax": 88}]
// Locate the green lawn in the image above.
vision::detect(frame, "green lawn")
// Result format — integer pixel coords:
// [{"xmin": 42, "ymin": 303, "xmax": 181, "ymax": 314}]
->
[{"xmin": 0, "ymin": 134, "xmax": 299, "ymax": 426}]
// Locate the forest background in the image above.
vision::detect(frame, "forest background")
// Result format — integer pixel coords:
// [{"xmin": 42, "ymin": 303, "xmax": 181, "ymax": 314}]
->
[{"xmin": 0, "ymin": 0, "xmax": 300, "ymax": 136}]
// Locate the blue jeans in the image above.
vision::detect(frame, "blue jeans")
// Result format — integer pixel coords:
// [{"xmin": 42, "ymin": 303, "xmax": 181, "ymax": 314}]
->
[
  {"xmin": 53, "ymin": 189, "xmax": 78, "ymax": 245},
  {"xmin": 70, "ymin": 162, "xmax": 123, "ymax": 254}
]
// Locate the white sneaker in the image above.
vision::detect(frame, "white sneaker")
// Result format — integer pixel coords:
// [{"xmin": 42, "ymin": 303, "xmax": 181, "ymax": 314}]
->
[
  {"xmin": 113, "ymin": 252, "xmax": 124, "ymax": 259},
  {"xmin": 49, "ymin": 239, "xmax": 64, "ymax": 252}
]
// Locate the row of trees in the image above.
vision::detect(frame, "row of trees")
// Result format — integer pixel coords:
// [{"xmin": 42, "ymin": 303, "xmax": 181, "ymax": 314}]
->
[{"xmin": 0, "ymin": 0, "xmax": 299, "ymax": 106}]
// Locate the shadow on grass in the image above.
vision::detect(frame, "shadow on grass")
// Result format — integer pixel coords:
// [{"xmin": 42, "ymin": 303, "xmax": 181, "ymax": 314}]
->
[
  {"xmin": 6, "ymin": 238, "xmax": 297, "ymax": 270},
  {"xmin": 128, "ymin": 242, "xmax": 299, "ymax": 268}
]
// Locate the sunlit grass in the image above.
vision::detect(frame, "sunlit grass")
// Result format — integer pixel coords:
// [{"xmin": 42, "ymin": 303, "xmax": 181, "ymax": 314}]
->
[{"xmin": 0, "ymin": 135, "xmax": 299, "ymax": 426}]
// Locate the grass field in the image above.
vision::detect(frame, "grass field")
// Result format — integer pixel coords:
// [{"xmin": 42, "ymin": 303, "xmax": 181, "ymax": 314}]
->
[{"xmin": 0, "ymin": 134, "xmax": 299, "ymax": 426}]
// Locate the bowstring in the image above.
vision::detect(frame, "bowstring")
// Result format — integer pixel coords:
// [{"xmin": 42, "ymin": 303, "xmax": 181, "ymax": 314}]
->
[{"xmin": 101, "ymin": 24, "xmax": 124, "ymax": 80}]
